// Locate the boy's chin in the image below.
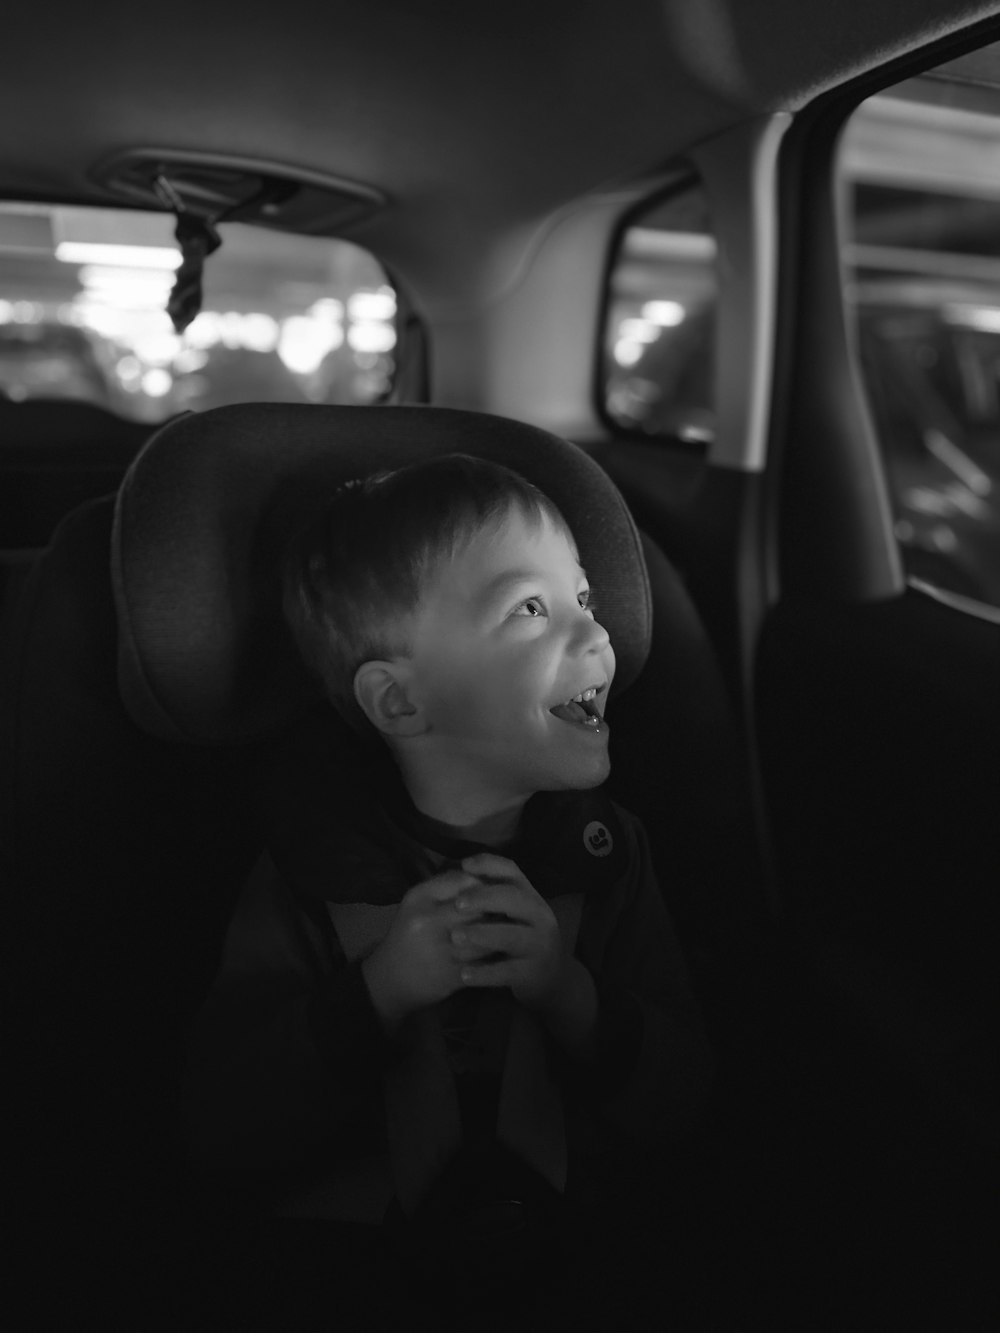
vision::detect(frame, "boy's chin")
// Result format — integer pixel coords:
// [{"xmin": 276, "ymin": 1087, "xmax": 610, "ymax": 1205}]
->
[{"xmin": 544, "ymin": 754, "xmax": 611, "ymax": 792}]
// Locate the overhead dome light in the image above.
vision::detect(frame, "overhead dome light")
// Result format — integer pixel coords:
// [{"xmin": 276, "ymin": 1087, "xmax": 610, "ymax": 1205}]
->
[{"xmin": 90, "ymin": 149, "xmax": 386, "ymax": 235}]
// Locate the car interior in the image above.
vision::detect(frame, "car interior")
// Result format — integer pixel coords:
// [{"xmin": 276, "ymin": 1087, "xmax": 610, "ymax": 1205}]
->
[{"xmin": 2, "ymin": 2, "xmax": 997, "ymax": 1329}]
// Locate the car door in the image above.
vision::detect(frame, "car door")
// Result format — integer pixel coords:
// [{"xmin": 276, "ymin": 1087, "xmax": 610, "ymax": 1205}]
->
[
  {"xmin": 592, "ymin": 27, "xmax": 997, "ymax": 1326},
  {"xmin": 756, "ymin": 31, "xmax": 999, "ymax": 1323}
]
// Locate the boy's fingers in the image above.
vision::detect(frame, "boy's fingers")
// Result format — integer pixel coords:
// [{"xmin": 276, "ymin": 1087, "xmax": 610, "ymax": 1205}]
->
[
  {"xmin": 460, "ymin": 852, "xmax": 521, "ymax": 881},
  {"xmin": 455, "ymin": 881, "xmax": 529, "ymax": 920},
  {"xmin": 452, "ymin": 940, "xmax": 507, "ymax": 963},
  {"xmin": 459, "ymin": 958, "xmax": 519, "ymax": 988},
  {"xmin": 413, "ymin": 868, "xmax": 480, "ymax": 904},
  {"xmin": 453, "ymin": 923, "xmax": 527, "ymax": 956}
]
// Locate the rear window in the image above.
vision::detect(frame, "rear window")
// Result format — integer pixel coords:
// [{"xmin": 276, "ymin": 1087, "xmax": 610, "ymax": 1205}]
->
[{"xmin": 0, "ymin": 203, "xmax": 397, "ymax": 422}]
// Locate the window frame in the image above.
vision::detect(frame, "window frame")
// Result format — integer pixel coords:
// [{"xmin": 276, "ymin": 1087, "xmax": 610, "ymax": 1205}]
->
[{"xmin": 594, "ymin": 116, "xmax": 792, "ymax": 481}]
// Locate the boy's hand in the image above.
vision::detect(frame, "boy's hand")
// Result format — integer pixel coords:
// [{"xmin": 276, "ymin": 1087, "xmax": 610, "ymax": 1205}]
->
[
  {"xmin": 449, "ymin": 853, "xmax": 566, "ymax": 1012},
  {"xmin": 361, "ymin": 867, "xmax": 479, "ymax": 1034}
]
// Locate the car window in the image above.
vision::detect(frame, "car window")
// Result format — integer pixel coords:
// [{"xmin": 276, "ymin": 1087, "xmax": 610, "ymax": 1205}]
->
[
  {"xmin": 839, "ymin": 58, "xmax": 1000, "ymax": 611},
  {"xmin": 600, "ymin": 176, "xmax": 717, "ymax": 447},
  {"xmin": 0, "ymin": 203, "xmax": 397, "ymax": 423}
]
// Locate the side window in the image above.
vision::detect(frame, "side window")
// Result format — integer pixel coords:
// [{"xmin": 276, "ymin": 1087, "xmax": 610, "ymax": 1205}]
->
[
  {"xmin": 839, "ymin": 60, "xmax": 1000, "ymax": 609},
  {"xmin": 0, "ymin": 203, "xmax": 397, "ymax": 423},
  {"xmin": 601, "ymin": 175, "xmax": 717, "ymax": 448}
]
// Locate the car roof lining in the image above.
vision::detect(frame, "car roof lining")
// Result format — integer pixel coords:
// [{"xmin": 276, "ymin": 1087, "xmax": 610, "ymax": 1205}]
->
[
  {"xmin": 4, "ymin": 1, "xmax": 1000, "ymax": 291},
  {"xmin": 5, "ymin": 2, "xmax": 1000, "ymax": 447}
]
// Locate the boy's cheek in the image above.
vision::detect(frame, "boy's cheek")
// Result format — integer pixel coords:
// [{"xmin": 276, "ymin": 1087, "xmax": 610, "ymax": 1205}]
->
[
  {"xmin": 603, "ymin": 643, "xmax": 617, "ymax": 690},
  {"xmin": 425, "ymin": 685, "xmax": 508, "ymax": 736}
]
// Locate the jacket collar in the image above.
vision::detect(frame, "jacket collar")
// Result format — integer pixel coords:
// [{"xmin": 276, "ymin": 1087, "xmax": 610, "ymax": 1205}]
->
[{"xmin": 262, "ymin": 706, "xmax": 628, "ymax": 906}]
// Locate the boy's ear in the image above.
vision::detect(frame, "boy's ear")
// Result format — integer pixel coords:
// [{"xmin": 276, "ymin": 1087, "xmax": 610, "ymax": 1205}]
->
[{"xmin": 353, "ymin": 660, "xmax": 425, "ymax": 738}]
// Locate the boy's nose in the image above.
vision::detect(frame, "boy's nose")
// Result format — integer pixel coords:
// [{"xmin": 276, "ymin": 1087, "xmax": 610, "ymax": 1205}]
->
[{"xmin": 574, "ymin": 609, "xmax": 611, "ymax": 656}]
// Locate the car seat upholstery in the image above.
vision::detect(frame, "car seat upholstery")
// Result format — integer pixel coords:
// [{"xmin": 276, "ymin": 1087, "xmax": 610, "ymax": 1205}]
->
[
  {"xmin": 0, "ymin": 397, "xmax": 153, "ymax": 628},
  {"xmin": 0, "ymin": 398, "xmax": 152, "ymax": 544},
  {"xmin": 2, "ymin": 401, "xmax": 757, "ymax": 1300},
  {"xmin": 0, "ymin": 496, "xmax": 267, "ymax": 1291}
]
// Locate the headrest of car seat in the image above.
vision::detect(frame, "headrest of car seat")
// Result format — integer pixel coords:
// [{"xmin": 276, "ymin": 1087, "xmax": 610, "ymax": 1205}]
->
[{"xmin": 112, "ymin": 402, "xmax": 651, "ymax": 744}]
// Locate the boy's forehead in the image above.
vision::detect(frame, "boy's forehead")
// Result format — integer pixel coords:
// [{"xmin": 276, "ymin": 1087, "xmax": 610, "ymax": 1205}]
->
[{"xmin": 450, "ymin": 507, "xmax": 584, "ymax": 587}]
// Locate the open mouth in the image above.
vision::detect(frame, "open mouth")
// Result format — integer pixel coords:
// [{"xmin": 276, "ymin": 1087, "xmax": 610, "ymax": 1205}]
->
[{"xmin": 549, "ymin": 683, "xmax": 607, "ymax": 730}]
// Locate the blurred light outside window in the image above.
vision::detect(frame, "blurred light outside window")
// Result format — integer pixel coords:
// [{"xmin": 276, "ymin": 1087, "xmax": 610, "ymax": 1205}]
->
[
  {"xmin": 602, "ymin": 178, "xmax": 717, "ymax": 447},
  {"xmin": 0, "ymin": 204, "xmax": 397, "ymax": 421},
  {"xmin": 839, "ymin": 47, "xmax": 1000, "ymax": 610}
]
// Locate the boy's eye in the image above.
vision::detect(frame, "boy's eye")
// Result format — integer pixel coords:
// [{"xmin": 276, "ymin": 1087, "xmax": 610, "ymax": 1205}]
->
[
  {"xmin": 579, "ymin": 589, "xmax": 597, "ymax": 617},
  {"xmin": 512, "ymin": 596, "xmax": 546, "ymax": 618}
]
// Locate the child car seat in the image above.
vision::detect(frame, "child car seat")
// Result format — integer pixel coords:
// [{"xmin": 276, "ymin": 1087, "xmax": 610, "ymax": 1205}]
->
[{"xmin": 1, "ymin": 401, "xmax": 759, "ymax": 1318}]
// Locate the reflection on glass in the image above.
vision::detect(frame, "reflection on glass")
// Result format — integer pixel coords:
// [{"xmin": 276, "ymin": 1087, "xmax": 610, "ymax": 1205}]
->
[{"xmin": 603, "ymin": 182, "xmax": 717, "ymax": 445}]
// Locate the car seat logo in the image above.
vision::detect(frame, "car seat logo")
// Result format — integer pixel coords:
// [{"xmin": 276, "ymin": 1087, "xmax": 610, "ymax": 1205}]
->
[{"xmin": 583, "ymin": 820, "xmax": 613, "ymax": 857}]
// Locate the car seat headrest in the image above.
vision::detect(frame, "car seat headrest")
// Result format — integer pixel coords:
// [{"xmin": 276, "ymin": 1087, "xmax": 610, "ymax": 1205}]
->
[{"xmin": 112, "ymin": 403, "xmax": 651, "ymax": 744}]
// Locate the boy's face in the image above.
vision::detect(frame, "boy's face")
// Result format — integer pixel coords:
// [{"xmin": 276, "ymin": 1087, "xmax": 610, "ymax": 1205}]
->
[{"xmin": 399, "ymin": 505, "xmax": 616, "ymax": 806}]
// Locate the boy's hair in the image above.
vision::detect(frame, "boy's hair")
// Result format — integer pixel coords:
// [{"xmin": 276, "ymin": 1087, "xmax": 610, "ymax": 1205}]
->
[{"xmin": 283, "ymin": 453, "xmax": 571, "ymax": 730}]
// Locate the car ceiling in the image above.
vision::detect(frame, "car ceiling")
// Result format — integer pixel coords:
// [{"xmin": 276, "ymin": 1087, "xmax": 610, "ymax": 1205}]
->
[{"xmin": 4, "ymin": 0, "xmax": 1000, "ymax": 305}]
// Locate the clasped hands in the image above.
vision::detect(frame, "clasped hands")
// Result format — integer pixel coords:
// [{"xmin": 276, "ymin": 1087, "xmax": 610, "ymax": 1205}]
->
[{"xmin": 361, "ymin": 854, "xmax": 571, "ymax": 1035}]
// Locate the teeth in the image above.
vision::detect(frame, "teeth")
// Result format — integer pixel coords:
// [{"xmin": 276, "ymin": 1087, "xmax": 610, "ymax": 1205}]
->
[{"xmin": 571, "ymin": 688, "xmax": 598, "ymax": 703}]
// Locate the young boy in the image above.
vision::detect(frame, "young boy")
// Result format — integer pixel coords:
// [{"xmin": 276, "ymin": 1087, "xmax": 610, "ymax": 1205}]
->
[{"xmin": 182, "ymin": 452, "xmax": 713, "ymax": 1324}]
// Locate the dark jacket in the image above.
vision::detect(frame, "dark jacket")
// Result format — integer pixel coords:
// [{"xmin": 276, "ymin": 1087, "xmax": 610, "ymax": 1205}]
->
[{"xmin": 180, "ymin": 714, "xmax": 713, "ymax": 1223}]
